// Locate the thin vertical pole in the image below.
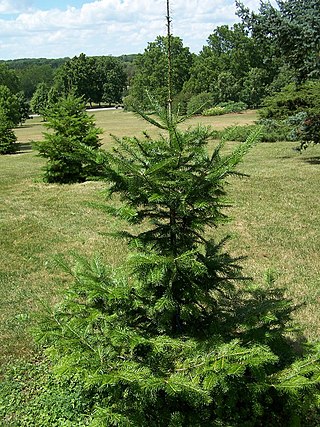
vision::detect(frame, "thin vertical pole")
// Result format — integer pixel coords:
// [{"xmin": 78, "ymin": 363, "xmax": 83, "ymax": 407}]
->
[
  {"xmin": 166, "ymin": 0, "xmax": 177, "ymax": 258},
  {"xmin": 166, "ymin": 0, "xmax": 173, "ymax": 120}
]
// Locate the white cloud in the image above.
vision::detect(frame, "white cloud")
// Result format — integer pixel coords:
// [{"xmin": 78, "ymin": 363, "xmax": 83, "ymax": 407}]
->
[
  {"xmin": 0, "ymin": 0, "xmax": 31, "ymax": 14},
  {"xmin": 0, "ymin": 0, "xmax": 252, "ymax": 59}
]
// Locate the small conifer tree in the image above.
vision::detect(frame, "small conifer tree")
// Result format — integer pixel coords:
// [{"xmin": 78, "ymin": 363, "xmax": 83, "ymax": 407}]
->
[
  {"xmin": 35, "ymin": 2, "xmax": 320, "ymax": 425},
  {"xmin": 36, "ymin": 72, "xmax": 320, "ymax": 427},
  {"xmin": 0, "ymin": 107, "xmax": 17, "ymax": 154},
  {"xmin": 35, "ymin": 94, "xmax": 102, "ymax": 183},
  {"xmin": 36, "ymin": 92, "xmax": 320, "ymax": 425}
]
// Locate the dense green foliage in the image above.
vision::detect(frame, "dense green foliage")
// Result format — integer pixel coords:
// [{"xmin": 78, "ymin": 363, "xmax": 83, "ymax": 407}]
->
[
  {"xmin": 125, "ymin": 17, "xmax": 305, "ymax": 111},
  {"xmin": 0, "ymin": 107, "xmax": 17, "ymax": 154},
  {"xmin": 2, "ymin": 2, "xmax": 320, "ymax": 422},
  {"xmin": 2, "ymin": 56, "xmax": 130, "ymax": 105},
  {"xmin": 3, "ymin": 57, "xmax": 68, "ymax": 70},
  {"xmin": 54, "ymin": 54, "xmax": 127, "ymax": 106},
  {"xmin": 2, "ymin": 2, "xmax": 319, "ymax": 115},
  {"xmin": 0, "ymin": 85, "xmax": 29, "ymax": 126},
  {"xmin": 203, "ymin": 101, "xmax": 248, "ymax": 117},
  {"xmin": 260, "ymin": 81, "xmax": 320, "ymax": 148},
  {"xmin": 236, "ymin": 0, "xmax": 320, "ymax": 82},
  {"xmin": 0, "ymin": 86, "xmax": 21, "ymax": 126},
  {"xmin": 16, "ymin": 91, "xmax": 31, "ymax": 123},
  {"xmin": 183, "ymin": 24, "xmax": 276, "ymax": 108},
  {"xmin": 185, "ymin": 92, "xmax": 213, "ymax": 115},
  {"xmin": 261, "ymin": 82, "xmax": 320, "ymax": 120},
  {"xmin": 16, "ymin": 64, "xmax": 55, "ymax": 100},
  {"xmin": 202, "ymin": 106, "xmax": 226, "ymax": 117},
  {"xmin": 30, "ymin": 83, "xmax": 50, "ymax": 115},
  {"xmin": 0, "ymin": 63, "xmax": 21, "ymax": 93},
  {"xmin": 126, "ymin": 36, "xmax": 193, "ymax": 109},
  {"xmin": 95, "ymin": 56, "xmax": 127, "ymax": 105},
  {"xmin": 32, "ymin": 97, "xmax": 320, "ymax": 425},
  {"xmin": 34, "ymin": 94, "xmax": 102, "ymax": 183},
  {"xmin": 191, "ymin": 119, "xmax": 300, "ymax": 144}
]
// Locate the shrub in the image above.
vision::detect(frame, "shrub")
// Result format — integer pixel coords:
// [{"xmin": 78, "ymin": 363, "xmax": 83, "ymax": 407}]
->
[
  {"xmin": 202, "ymin": 106, "xmax": 226, "ymax": 116},
  {"xmin": 221, "ymin": 119, "xmax": 303, "ymax": 143},
  {"xmin": 171, "ymin": 90, "xmax": 192, "ymax": 115},
  {"xmin": 259, "ymin": 81, "xmax": 320, "ymax": 149},
  {"xmin": 221, "ymin": 124, "xmax": 259, "ymax": 142},
  {"xmin": 122, "ymin": 94, "xmax": 135, "ymax": 111},
  {"xmin": 299, "ymin": 113, "xmax": 320, "ymax": 150},
  {"xmin": 34, "ymin": 94, "xmax": 103, "ymax": 183},
  {"xmin": 257, "ymin": 119, "xmax": 295, "ymax": 142},
  {"xmin": 217, "ymin": 101, "xmax": 248, "ymax": 113},
  {"xmin": 0, "ymin": 108, "xmax": 17, "ymax": 154},
  {"xmin": 202, "ymin": 102, "xmax": 248, "ymax": 117},
  {"xmin": 260, "ymin": 81, "xmax": 320, "ymax": 120}
]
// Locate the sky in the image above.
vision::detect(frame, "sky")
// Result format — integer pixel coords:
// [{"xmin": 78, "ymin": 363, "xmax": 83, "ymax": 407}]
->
[{"xmin": 0, "ymin": 0, "xmax": 263, "ymax": 60}]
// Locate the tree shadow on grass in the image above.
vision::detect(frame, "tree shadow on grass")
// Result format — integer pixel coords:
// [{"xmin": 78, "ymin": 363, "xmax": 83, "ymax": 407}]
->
[
  {"xmin": 16, "ymin": 142, "xmax": 33, "ymax": 154},
  {"xmin": 300, "ymin": 156, "xmax": 320, "ymax": 165}
]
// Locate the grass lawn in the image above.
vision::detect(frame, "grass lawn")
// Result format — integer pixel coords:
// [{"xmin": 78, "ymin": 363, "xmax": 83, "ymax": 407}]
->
[{"xmin": 1, "ymin": 109, "xmax": 320, "ymax": 365}]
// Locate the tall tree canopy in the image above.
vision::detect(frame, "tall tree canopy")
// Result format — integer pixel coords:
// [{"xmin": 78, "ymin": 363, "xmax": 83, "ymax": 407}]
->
[
  {"xmin": 93, "ymin": 56, "xmax": 127, "ymax": 105},
  {"xmin": 184, "ymin": 24, "xmax": 276, "ymax": 107},
  {"xmin": 0, "ymin": 63, "xmax": 20, "ymax": 94},
  {"xmin": 128, "ymin": 36, "xmax": 193, "ymax": 108},
  {"xmin": 236, "ymin": 0, "xmax": 320, "ymax": 82},
  {"xmin": 16, "ymin": 64, "xmax": 54, "ymax": 100},
  {"xmin": 54, "ymin": 53, "xmax": 126, "ymax": 106},
  {"xmin": 54, "ymin": 53, "xmax": 96, "ymax": 104}
]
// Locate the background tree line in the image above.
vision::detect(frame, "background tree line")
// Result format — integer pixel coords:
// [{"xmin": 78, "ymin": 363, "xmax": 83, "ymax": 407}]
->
[
  {"xmin": 127, "ymin": 0, "xmax": 319, "ymax": 113},
  {"xmin": 1, "ymin": 0, "xmax": 319, "ymax": 153},
  {"xmin": 1, "ymin": 0, "xmax": 319, "ymax": 114}
]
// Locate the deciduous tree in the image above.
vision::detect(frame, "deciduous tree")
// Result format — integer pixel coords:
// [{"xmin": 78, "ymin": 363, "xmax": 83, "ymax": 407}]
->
[
  {"xmin": 30, "ymin": 83, "xmax": 50, "ymax": 115},
  {"xmin": 184, "ymin": 24, "xmax": 276, "ymax": 107},
  {"xmin": 54, "ymin": 54, "xmax": 127, "ymax": 107},
  {"xmin": 56, "ymin": 53, "xmax": 96, "ymax": 106},
  {"xmin": 128, "ymin": 35, "xmax": 193, "ymax": 109},
  {"xmin": 236, "ymin": 0, "xmax": 320, "ymax": 82},
  {"xmin": 16, "ymin": 64, "xmax": 54, "ymax": 100},
  {"xmin": 0, "ymin": 63, "xmax": 20, "ymax": 93}
]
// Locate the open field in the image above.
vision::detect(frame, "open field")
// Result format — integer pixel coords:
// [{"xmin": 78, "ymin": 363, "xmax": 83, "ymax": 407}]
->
[
  {"xmin": 15, "ymin": 109, "xmax": 258, "ymax": 146},
  {"xmin": 1, "ymin": 109, "xmax": 320, "ymax": 365}
]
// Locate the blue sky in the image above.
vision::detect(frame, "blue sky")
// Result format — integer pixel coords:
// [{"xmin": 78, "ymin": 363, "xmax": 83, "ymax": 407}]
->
[{"xmin": 0, "ymin": 0, "xmax": 263, "ymax": 60}]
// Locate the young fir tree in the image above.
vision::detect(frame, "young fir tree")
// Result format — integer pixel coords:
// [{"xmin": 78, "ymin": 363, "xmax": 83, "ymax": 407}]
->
[
  {"xmin": 35, "ymin": 94, "xmax": 102, "ymax": 183},
  {"xmin": 36, "ymin": 3, "xmax": 320, "ymax": 426},
  {"xmin": 36, "ymin": 94, "xmax": 320, "ymax": 425},
  {"xmin": 0, "ymin": 107, "xmax": 17, "ymax": 154}
]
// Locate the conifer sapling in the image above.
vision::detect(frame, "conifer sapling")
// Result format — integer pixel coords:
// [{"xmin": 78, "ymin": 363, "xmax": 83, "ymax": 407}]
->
[
  {"xmin": 35, "ymin": 94, "xmax": 102, "ymax": 183},
  {"xmin": 36, "ymin": 2, "xmax": 320, "ymax": 425}
]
